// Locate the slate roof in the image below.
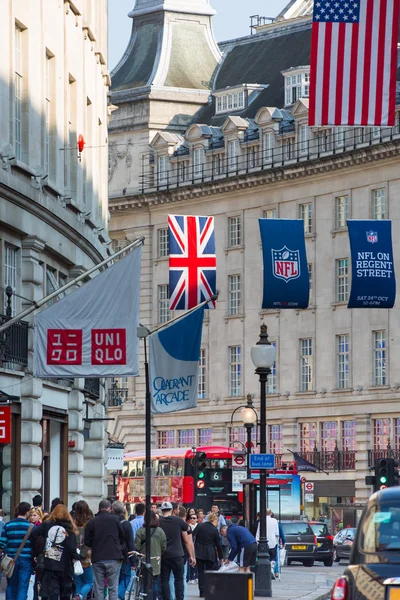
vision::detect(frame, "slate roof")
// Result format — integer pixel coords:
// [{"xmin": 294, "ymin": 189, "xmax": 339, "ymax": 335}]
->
[{"xmin": 192, "ymin": 22, "xmax": 312, "ymax": 126}]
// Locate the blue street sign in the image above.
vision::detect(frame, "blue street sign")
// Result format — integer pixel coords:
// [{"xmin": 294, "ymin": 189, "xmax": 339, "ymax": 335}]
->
[{"xmin": 249, "ymin": 454, "xmax": 275, "ymax": 469}]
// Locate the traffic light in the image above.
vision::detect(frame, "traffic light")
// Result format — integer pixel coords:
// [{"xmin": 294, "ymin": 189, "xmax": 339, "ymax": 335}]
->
[
  {"xmin": 373, "ymin": 458, "xmax": 400, "ymax": 492},
  {"xmin": 196, "ymin": 451, "xmax": 207, "ymax": 481}
]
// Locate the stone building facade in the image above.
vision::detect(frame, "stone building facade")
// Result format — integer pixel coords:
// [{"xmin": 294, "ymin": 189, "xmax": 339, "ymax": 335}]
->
[
  {"xmin": 108, "ymin": 0, "xmax": 400, "ymax": 521},
  {"xmin": 0, "ymin": 0, "xmax": 110, "ymax": 512}
]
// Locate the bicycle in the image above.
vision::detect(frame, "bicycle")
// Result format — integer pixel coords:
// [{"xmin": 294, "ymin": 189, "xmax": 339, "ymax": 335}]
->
[{"xmin": 128, "ymin": 550, "xmax": 159, "ymax": 600}]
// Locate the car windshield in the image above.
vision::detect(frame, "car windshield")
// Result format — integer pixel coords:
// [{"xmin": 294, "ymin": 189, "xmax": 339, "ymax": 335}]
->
[
  {"xmin": 281, "ymin": 522, "xmax": 313, "ymax": 536},
  {"xmin": 360, "ymin": 504, "xmax": 400, "ymax": 552},
  {"xmin": 310, "ymin": 523, "xmax": 328, "ymax": 536}
]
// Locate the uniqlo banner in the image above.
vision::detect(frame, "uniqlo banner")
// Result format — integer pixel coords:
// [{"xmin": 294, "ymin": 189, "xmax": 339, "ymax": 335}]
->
[
  {"xmin": 34, "ymin": 245, "xmax": 142, "ymax": 377},
  {"xmin": 149, "ymin": 304, "xmax": 204, "ymax": 414},
  {"xmin": 348, "ymin": 220, "xmax": 396, "ymax": 309},
  {"xmin": 259, "ymin": 219, "xmax": 309, "ymax": 309},
  {"xmin": 0, "ymin": 406, "xmax": 12, "ymax": 445}
]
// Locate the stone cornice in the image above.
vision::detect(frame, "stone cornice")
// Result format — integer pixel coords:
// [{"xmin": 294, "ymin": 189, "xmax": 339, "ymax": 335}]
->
[{"xmin": 109, "ymin": 138, "xmax": 400, "ymax": 212}]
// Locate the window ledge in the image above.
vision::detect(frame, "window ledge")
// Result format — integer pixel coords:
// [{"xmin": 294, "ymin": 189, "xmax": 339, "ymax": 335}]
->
[
  {"xmin": 294, "ymin": 390, "xmax": 317, "ymax": 396},
  {"xmin": 224, "ymin": 244, "xmax": 245, "ymax": 254},
  {"xmin": 225, "ymin": 313, "xmax": 245, "ymax": 322},
  {"xmin": 368, "ymin": 385, "xmax": 391, "ymax": 391},
  {"xmin": 331, "ymin": 388, "xmax": 354, "ymax": 394},
  {"xmin": 225, "ymin": 396, "xmax": 245, "ymax": 401},
  {"xmin": 331, "ymin": 227, "xmax": 348, "ymax": 238},
  {"xmin": 154, "ymin": 256, "xmax": 169, "ymax": 265},
  {"xmin": 304, "ymin": 233, "xmax": 317, "ymax": 241},
  {"xmin": 10, "ymin": 158, "xmax": 36, "ymax": 176},
  {"xmin": 331, "ymin": 301, "xmax": 348, "ymax": 310},
  {"xmin": 259, "ymin": 309, "xmax": 281, "ymax": 318}
]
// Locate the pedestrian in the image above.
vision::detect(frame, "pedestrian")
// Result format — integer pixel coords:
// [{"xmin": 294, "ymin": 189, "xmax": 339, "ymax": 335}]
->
[
  {"xmin": 30, "ymin": 503, "xmax": 80, "ymax": 600},
  {"xmin": 208, "ymin": 505, "xmax": 225, "ymax": 531},
  {"xmin": 196, "ymin": 510, "xmax": 205, "ymax": 524},
  {"xmin": 0, "ymin": 501, "xmax": 33, "ymax": 600},
  {"xmin": 222, "ymin": 521, "xmax": 257, "ymax": 573},
  {"xmin": 29, "ymin": 508, "xmax": 43, "ymax": 526},
  {"xmin": 187, "ymin": 514, "xmax": 198, "ymax": 583},
  {"xmin": 158, "ymin": 501, "xmax": 195, "ymax": 600},
  {"xmin": 169, "ymin": 506, "xmax": 194, "ymax": 600},
  {"xmin": 194, "ymin": 513, "xmax": 223, "ymax": 598},
  {"xmin": 185, "ymin": 508, "xmax": 196, "ymax": 523},
  {"xmin": 84, "ymin": 499, "xmax": 126, "ymax": 600},
  {"xmin": 73, "ymin": 500, "xmax": 94, "ymax": 600},
  {"xmin": 151, "ymin": 504, "xmax": 159, "ymax": 513},
  {"xmin": 134, "ymin": 510, "xmax": 167, "ymax": 600},
  {"xmin": 130, "ymin": 502, "xmax": 145, "ymax": 538},
  {"xmin": 256, "ymin": 508, "xmax": 280, "ymax": 564},
  {"xmin": 32, "ymin": 495, "xmax": 45, "ymax": 514},
  {"xmin": 50, "ymin": 498, "xmax": 64, "ymax": 513},
  {"xmin": 219, "ymin": 525, "xmax": 230, "ymax": 560},
  {"xmin": 111, "ymin": 500, "xmax": 135, "ymax": 600}
]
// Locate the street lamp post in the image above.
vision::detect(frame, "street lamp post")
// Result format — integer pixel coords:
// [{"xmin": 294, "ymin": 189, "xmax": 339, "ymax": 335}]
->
[
  {"xmin": 251, "ymin": 324, "xmax": 276, "ymax": 598},
  {"xmin": 241, "ymin": 395, "xmax": 258, "ymax": 478}
]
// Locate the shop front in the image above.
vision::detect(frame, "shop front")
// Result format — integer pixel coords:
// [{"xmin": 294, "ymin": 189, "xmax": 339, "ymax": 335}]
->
[
  {"xmin": 0, "ymin": 397, "xmax": 21, "ymax": 515},
  {"xmin": 303, "ymin": 480, "xmax": 357, "ymax": 532}
]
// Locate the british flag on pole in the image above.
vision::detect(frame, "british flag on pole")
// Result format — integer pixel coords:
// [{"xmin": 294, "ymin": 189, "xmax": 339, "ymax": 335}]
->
[
  {"xmin": 168, "ymin": 215, "xmax": 216, "ymax": 310},
  {"xmin": 309, "ymin": 0, "xmax": 400, "ymax": 127}
]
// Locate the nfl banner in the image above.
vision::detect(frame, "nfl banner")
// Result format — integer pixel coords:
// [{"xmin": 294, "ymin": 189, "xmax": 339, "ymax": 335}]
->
[
  {"xmin": 348, "ymin": 220, "xmax": 396, "ymax": 308},
  {"xmin": 259, "ymin": 219, "xmax": 309, "ymax": 309},
  {"xmin": 168, "ymin": 215, "xmax": 216, "ymax": 310},
  {"xmin": 34, "ymin": 245, "xmax": 142, "ymax": 377},
  {"xmin": 149, "ymin": 304, "xmax": 205, "ymax": 414}
]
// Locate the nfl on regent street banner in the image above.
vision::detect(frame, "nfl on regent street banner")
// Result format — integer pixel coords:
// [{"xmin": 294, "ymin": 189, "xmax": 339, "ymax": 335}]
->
[
  {"xmin": 34, "ymin": 245, "xmax": 142, "ymax": 377},
  {"xmin": 149, "ymin": 304, "xmax": 205, "ymax": 414},
  {"xmin": 348, "ymin": 220, "xmax": 396, "ymax": 309},
  {"xmin": 259, "ymin": 219, "xmax": 309, "ymax": 309}
]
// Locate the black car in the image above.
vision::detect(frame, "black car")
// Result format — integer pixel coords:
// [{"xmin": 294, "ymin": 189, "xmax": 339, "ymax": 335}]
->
[
  {"xmin": 281, "ymin": 520, "xmax": 316, "ymax": 567},
  {"xmin": 331, "ymin": 488, "xmax": 400, "ymax": 600},
  {"xmin": 309, "ymin": 521, "xmax": 334, "ymax": 566},
  {"xmin": 332, "ymin": 527, "xmax": 357, "ymax": 563}
]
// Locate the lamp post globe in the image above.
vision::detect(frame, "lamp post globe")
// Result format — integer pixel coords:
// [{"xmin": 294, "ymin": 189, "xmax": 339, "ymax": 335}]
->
[
  {"xmin": 251, "ymin": 324, "xmax": 274, "ymax": 597},
  {"xmin": 241, "ymin": 405, "xmax": 257, "ymax": 425}
]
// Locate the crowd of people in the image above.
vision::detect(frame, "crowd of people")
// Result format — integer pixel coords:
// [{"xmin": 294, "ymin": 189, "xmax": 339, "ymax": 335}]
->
[{"xmin": 0, "ymin": 496, "xmax": 266, "ymax": 600}]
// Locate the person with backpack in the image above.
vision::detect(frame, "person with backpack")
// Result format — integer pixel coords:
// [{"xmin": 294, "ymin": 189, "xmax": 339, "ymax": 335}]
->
[
  {"xmin": 0, "ymin": 501, "xmax": 33, "ymax": 600},
  {"xmin": 111, "ymin": 500, "xmax": 135, "ymax": 600},
  {"xmin": 30, "ymin": 503, "xmax": 80, "ymax": 600},
  {"xmin": 73, "ymin": 500, "xmax": 94, "ymax": 600},
  {"xmin": 134, "ymin": 511, "xmax": 167, "ymax": 600}
]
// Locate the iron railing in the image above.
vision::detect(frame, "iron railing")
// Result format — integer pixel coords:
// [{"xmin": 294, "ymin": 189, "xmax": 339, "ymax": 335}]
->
[
  {"xmin": 139, "ymin": 116, "xmax": 400, "ymax": 194},
  {"xmin": 108, "ymin": 387, "xmax": 128, "ymax": 407},
  {"xmin": 368, "ymin": 448, "xmax": 400, "ymax": 466},
  {"xmin": 0, "ymin": 315, "xmax": 28, "ymax": 367},
  {"xmin": 84, "ymin": 378, "xmax": 100, "ymax": 399},
  {"xmin": 299, "ymin": 448, "xmax": 356, "ymax": 471}
]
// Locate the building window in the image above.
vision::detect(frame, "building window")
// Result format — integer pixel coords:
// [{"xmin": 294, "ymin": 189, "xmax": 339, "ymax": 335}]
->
[
  {"xmin": 336, "ymin": 195, "xmax": 349, "ymax": 229},
  {"xmin": 342, "ymin": 420, "xmax": 356, "ymax": 451},
  {"xmin": 158, "ymin": 430, "xmax": 175, "ymax": 449},
  {"xmin": 372, "ymin": 188, "xmax": 386, "ymax": 219},
  {"xmin": 308, "ymin": 263, "xmax": 313, "ymax": 305},
  {"xmin": 228, "ymin": 216, "xmax": 242, "ymax": 247},
  {"xmin": 213, "ymin": 155, "xmax": 221, "ymax": 175},
  {"xmin": 15, "ymin": 25, "xmax": 23, "ymax": 160},
  {"xmin": 336, "ymin": 127, "xmax": 345, "ymax": 147},
  {"xmin": 4, "ymin": 245, "xmax": 18, "ymax": 316},
  {"xmin": 263, "ymin": 209, "xmax": 277, "ymax": 219},
  {"xmin": 299, "ymin": 124, "xmax": 309, "ymax": 154},
  {"xmin": 320, "ymin": 421, "xmax": 337, "ymax": 451},
  {"xmin": 373, "ymin": 418, "xmax": 390, "ymax": 450},
  {"xmin": 228, "ymin": 140, "xmax": 239, "ymax": 171},
  {"xmin": 299, "ymin": 338, "xmax": 313, "ymax": 392},
  {"xmin": 373, "ymin": 330, "xmax": 386, "ymax": 386},
  {"xmin": 229, "ymin": 345, "xmax": 241, "ymax": 397},
  {"xmin": 193, "ymin": 148, "xmax": 204, "ymax": 177},
  {"xmin": 178, "ymin": 429, "xmax": 195, "ymax": 447},
  {"xmin": 269, "ymin": 424, "xmax": 283, "ymax": 455},
  {"xmin": 198, "ymin": 428, "xmax": 212, "ymax": 446},
  {"xmin": 228, "ymin": 274, "xmax": 241, "ymax": 316},
  {"xmin": 284, "ymin": 71, "xmax": 310, "ymax": 105},
  {"xmin": 44, "ymin": 53, "xmax": 54, "ymax": 173},
  {"xmin": 198, "ymin": 348, "xmax": 206, "ymax": 399},
  {"xmin": 215, "ymin": 91, "xmax": 245, "ymax": 115},
  {"xmin": 300, "ymin": 422, "xmax": 317, "ymax": 453},
  {"xmin": 394, "ymin": 419, "xmax": 400, "ymax": 449},
  {"xmin": 336, "ymin": 258, "xmax": 349, "ymax": 302},
  {"xmin": 158, "ymin": 284, "xmax": 170, "ymax": 324},
  {"xmin": 266, "ymin": 341, "xmax": 277, "ymax": 394},
  {"xmin": 229, "ymin": 426, "xmax": 258, "ymax": 447},
  {"xmin": 157, "ymin": 228, "xmax": 169, "ymax": 258},
  {"xmin": 248, "ymin": 147, "xmax": 256, "ymax": 169},
  {"xmin": 178, "ymin": 162, "xmax": 186, "ymax": 183},
  {"xmin": 263, "ymin": 132, "xmax": 273, "ymax": 162},
  {"xmin": 300, "ymin": 202, "xmax": 313, "ymax": 234},
  {"xmin": 336, "ymin": 334, "xmax": 349, "ymax": 389},
  {"xmin": 158, "ymin": 155, "xmax": 168, "ymax": 184}
]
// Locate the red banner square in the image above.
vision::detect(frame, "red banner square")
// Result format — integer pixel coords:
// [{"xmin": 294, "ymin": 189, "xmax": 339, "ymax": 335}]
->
[
  {"xmin": 91, "ymin": 329, "xmax": 127, "ymax": 365},
  {"xmin": 0, "ymin": 406, "xmax": 12, "ymax": 445},
  {"xmin": 47, "ymin": 329, "xmax": 83, "ymax": 365}
]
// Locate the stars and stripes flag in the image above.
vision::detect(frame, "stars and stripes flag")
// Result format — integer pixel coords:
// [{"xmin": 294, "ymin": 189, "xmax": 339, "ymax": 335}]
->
[
  {"xmin": 309, "ymin": 0, "xmax": 400, "ymax": 127},
  {"xmin": 168, "ymin": 215, "xmax": 216, "ymax": 310}
]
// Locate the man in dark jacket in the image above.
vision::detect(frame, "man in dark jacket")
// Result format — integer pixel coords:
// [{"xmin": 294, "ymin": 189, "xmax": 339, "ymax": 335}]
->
[
  {"xmin": 84, "ymin": 499, "xmax": 126, "ymax": 600},
  {"xmin": 194, "ymin": 514, "xmax": 223, "ymax": 598},
  {"xmin": 112, "ymin": 500, "xmax": 134, "ymax": 600}
]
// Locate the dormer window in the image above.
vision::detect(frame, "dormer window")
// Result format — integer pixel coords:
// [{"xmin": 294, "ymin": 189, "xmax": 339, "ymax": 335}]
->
[
  {"xmin": 282, "ymin": 68, "xmax": 310, "ymax": 105},
  {"xmin": 216, "ymin": 91, "xmax": 245, "ymax": 115}
]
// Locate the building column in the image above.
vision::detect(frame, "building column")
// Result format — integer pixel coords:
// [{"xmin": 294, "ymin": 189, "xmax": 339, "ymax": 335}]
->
[
  {"xmin": 83, "ymin": 400, "xmax": 107, "ymax": 513},
  {"xmin": 211, "ymin": 424, "xmax": 228, "ymax": 447},
  {"xmin": 281, "ymin": 417, "xmax": 298, "ymax": 465},
  {"xmin": 68, "ymin": 386, "xmax": 85, "ymax": 507},
  {"xmin": 355, "ymin": 414, "xmax": 371, "ymax": 504}
]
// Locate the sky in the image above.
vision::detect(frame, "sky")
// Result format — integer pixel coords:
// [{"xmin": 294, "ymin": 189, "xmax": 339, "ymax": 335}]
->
[{"xmin": 108, "ymin": 0, "xmax": 289, "ymax": 70}]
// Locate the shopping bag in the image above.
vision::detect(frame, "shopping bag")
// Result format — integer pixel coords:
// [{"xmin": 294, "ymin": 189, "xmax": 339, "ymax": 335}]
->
[
  {"xmin": 280, "ymin": 547, "xmax": 287, "ymax": 567},
  {"xmin": 218, "ymin": 561, "xmax": 239, "ymax": 573}
]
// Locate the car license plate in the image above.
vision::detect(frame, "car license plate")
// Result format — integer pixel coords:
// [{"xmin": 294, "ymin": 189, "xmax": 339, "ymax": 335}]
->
[
  {"xmin": 389, "ymin": 588, "xmax": 400, "ymax": 600},
  {"xmin": 292, "ymin": 545, "xmax": 307, "ymax": 550},
  {"xmin": 317, "ymin": 542, "xmax": 322, "ymax": 547}
]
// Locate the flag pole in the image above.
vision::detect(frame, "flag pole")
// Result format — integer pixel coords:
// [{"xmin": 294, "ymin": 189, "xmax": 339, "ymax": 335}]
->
[
  {"xmin": 150, "ymin": 293, "xmax": 218, "ymax": 335},
  {"xmin": 0, "ymin": 237, "xmax": 145, "ymax": 333}
]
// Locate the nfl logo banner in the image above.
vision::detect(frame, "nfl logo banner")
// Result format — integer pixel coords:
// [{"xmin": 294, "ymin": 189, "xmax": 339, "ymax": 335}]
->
[
  {"xmin": 259, "ymin": 219, "xmax": 309, "ymax": 309},
  {"xmin": 149, "ymin": 305, "xmax": 205, "ymax": 414},
  {"xmin": 168, "ymin": 215, "xmax": 216, "ymax": 310},
  {"xmin": 348, "ymin": 220, "xmax": 396, "ymax": 308},
  {"xmin": 34, "ymin": 246, "xmax": 142, "ymax": 377}
]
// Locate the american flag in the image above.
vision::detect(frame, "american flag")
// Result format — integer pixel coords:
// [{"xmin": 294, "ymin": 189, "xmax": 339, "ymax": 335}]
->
[
  {"xmin": 168, "ymin": 215, "xmax": 216, "ymax": 310},
  {"xmin": 309, "ymin": 0, "xmax": 400, "ymax": 127}
]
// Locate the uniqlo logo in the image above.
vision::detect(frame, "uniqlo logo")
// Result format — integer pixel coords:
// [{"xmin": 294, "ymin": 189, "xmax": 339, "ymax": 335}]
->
[
  {"xmin": 0, "ymin": 407, "xmax": 11, "ymax": 445},
  {"xmin": 91, "ymin": 329, "xmax": 126, "ymax": 365},
  {"xmin": 47, "ymin": 329, "xmax": 83, "ymax": 365}
]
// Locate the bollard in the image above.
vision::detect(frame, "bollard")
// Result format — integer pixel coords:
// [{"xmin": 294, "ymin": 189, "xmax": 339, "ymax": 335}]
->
[{"xmin": 204, "ymin": 571, "xmax": 254, "ymax": 600}]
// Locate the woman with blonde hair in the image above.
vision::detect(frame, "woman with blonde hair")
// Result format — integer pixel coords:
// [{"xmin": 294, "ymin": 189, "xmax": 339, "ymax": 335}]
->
[
  {"xmin": 31, "ymin": 503, "xmax": 80, "ymax": 600},
  {"xmin": 29, "ymin": 507, "xmax": 43, "ymax": 526},
  {"xmin": 193, "ymin": 513, "xmax": 223, "ymax": 598}
]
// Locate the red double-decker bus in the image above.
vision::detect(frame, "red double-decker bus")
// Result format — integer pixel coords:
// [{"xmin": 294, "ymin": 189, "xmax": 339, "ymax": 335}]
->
[{"xmin": 118, "ymin": 446, "xmax": 242, "ymax": 515}]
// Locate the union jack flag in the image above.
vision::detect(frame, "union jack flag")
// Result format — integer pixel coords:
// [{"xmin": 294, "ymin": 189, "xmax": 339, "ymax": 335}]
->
[{"xmin": 168, "ymin": 215, "xmax": 216, "ymax": 310}]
